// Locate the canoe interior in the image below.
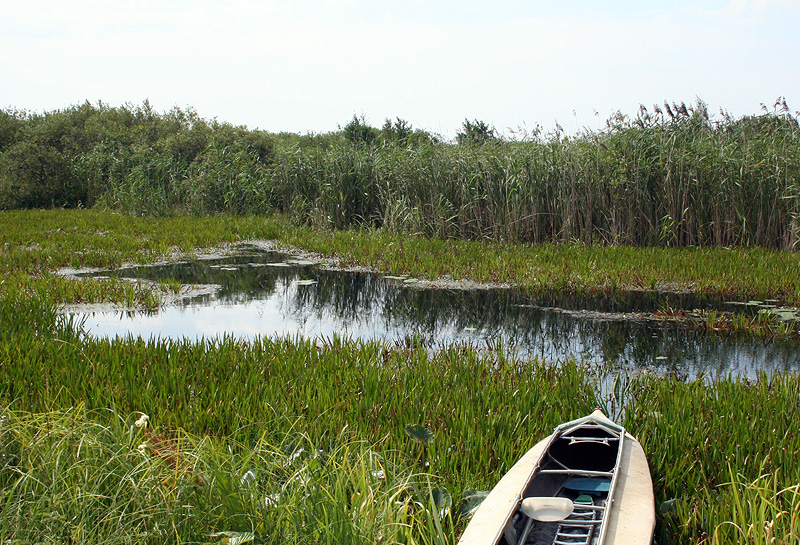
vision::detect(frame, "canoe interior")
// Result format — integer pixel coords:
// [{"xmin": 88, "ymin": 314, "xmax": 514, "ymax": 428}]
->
[{"xmin": 499, "ymin": 420, "xmax": 622, "ymax": 545}]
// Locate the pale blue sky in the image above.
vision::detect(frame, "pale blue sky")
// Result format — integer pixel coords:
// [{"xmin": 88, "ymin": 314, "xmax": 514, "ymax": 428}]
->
[{"xmin": 2, "ymin": 0, "xmax": 798, "ymax": 137}]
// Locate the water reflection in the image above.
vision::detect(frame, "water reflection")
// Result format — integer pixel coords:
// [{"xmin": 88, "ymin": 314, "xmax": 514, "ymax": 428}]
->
[{"xmin": 68, "ymin": 249, "xmax": 800, "ymax": 377}]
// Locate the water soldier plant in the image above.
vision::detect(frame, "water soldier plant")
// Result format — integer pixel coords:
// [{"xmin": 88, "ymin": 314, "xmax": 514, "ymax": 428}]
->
[{"xmin": 1, "ymin": 211, "xmax": 800, "ymax": 543}]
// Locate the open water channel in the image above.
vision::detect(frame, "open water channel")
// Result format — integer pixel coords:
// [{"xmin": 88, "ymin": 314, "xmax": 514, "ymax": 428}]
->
[{"xmin": 66, "ymin": 246, "xmax": 800, "ymax": 378}]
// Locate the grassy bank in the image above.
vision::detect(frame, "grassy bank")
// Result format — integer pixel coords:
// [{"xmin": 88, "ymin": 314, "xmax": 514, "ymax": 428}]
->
[
  {"xmin": 2, "ymin": 209, "xmax": 800, "ymax": 305},
  {"xmin": 2, "ymin": 210, "xmax": 800, "ymax": 543},
  {"xmin": 2, "ymin": 300, "xmax": 800, "ymax": 543}
]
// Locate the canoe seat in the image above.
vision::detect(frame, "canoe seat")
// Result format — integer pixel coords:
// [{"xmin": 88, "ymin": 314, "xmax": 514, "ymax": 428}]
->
[
  {"xmin": 515, "ymin": 497, "xmax": 574, "ymax": 545},
  {"xmin": 520, "ymin": 497, "xmax": 574, "ymax": 522}
]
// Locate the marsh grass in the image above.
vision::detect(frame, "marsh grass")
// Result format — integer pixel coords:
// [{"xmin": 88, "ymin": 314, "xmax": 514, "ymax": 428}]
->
[
  {"xmin": 3, "ymin": 210, "xmax": 800, "ymax": 543},
  {"xmin": 4, "ymin": 209, "xmax": 797, "ymax": 308},
  {"xmin": 3, "ymin": 100, "xmax": 800, "ymax": 249},
  {"xmin": 623, "ymin": 372, "xmax": 800, "ymax": 543},
  {"xmin": 0, "ymin": 405, "xmax": 462, "ymax": 544}
]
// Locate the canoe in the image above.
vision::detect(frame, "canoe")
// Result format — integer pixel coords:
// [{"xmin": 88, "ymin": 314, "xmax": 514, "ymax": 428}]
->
[{"xmin": 457, "ymin": 409, "xmax": 654, "ymax": 545}]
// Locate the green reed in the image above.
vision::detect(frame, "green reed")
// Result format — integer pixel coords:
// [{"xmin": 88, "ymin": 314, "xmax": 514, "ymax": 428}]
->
[{"xmin": 3, "ymin": 100, "xmax": 799, "ymax": 249}]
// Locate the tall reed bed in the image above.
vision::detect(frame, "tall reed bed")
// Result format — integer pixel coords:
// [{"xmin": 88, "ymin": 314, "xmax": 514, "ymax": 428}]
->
[
  {"xmin": 271, "ymin": 104, "xmax": 800, "ymax": 248},
  {"xmin": 3, "ymin": 100, "xmax": 799, "ymax": 249}
]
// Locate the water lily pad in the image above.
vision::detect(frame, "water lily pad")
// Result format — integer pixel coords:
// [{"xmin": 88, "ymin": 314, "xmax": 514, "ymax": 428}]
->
[
  {"xmin": 430, "ymin": 486, "xmax": 453, "ymax": 519},
  {"xmin": 457, "ymin": 489, "xmax": 489, "ymax": 519},
  {"xmin": 404, "ymin": 424, "xmax": 434, "ymax": 443}
]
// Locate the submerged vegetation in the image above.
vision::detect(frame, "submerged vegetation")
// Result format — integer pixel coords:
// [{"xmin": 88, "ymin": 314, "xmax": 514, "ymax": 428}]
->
[{"xmin": 2, "ymin": 98, "xmax": 799, "ymax": 248}]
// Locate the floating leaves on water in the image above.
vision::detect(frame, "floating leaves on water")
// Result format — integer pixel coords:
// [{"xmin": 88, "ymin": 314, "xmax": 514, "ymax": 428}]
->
[
  {"xmin": 208, "ymin": 531, "xmax": 255, "ymax": 545},
  {"xmin": 404, "ymin": 424, "xmax": 434, "ymax": 444},
  {"xmin": 658, "ymin": 498, "xmax": 677, "ymax": 514},
  {"xmin": 430, "ymin": 486, "xmax": 453, "ymax": 519},
  {"xmin": 457, "ymin": 489, "xmax": 489, "ymax": 519},
  {"xmin": 294, "ymin": 279, "xmax": 318, "ymax": 286},
  {"xmin": 764, "ymin": 308, "xmax": 800, "ymax": 322}
]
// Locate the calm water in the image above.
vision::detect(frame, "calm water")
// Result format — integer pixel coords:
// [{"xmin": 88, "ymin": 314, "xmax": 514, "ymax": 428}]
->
[{"xmin": 68, "ymin": 247, "xmax": 800, "ymax": 377}]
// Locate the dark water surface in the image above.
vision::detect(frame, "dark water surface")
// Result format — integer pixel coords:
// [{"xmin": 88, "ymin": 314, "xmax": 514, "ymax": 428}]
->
[{"xmin": 68, "ymin": 247, "xmax": 800, "ymax": 377}]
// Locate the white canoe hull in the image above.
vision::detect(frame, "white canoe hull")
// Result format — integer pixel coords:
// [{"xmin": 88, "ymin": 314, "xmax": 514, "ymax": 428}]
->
[{"xmin": 457, "ymin": 410, "xmax": 655, "ymax": 545}]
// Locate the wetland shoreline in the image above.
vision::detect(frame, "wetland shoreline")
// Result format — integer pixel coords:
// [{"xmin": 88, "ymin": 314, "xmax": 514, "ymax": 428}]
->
[{"xmin": 2, "ymin": 209, "xmax": 800, "ymax": 543}]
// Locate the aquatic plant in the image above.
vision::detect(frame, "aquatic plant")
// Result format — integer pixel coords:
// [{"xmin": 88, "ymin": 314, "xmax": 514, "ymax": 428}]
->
[{"xmin": 2, "ymin": 210, "xmax": 800, "ymax": 543}]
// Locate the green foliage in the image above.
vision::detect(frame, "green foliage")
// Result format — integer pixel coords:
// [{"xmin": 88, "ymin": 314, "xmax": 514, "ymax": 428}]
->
[
  {"xmin": 0, "ymin": 405, "xmax": 455, "ymax": 544},
  {"xmin": 1, "ymin": 98, "xmax": 799, "ymax": 248},
  {"xmin": 0, "ymin": 108, "xmax": 27, "ymax": 152},
  {"xmin": 455, "ymin": 119, "xmax": 498, "ymax": 145},
  {"xmin": 0, "ymin": 139, "xmax": 83, "ymax": 208},
  {"xmin": 343, "ymin": 114, "xmax": 379, "ymax": 146},
  {"xmin": 2, "ymin": 211, "xmax": 800, "ymax": 542}
]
